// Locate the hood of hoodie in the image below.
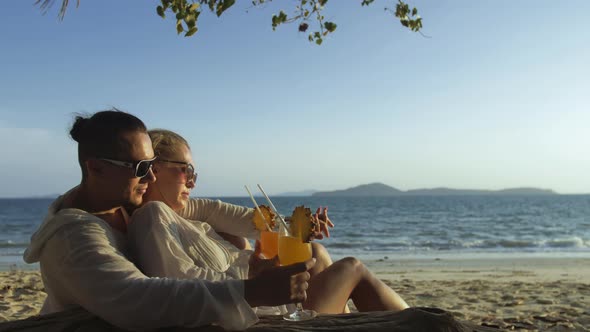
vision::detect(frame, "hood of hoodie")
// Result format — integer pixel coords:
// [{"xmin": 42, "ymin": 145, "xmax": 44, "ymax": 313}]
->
[{"xmin": 23, "ymin": 190, "xmax": 106, "ymax": 263}]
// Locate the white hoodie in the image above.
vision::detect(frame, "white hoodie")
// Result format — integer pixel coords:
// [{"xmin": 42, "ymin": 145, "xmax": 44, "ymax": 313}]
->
[{"xmin": 23, "ymin": 193, "xmax": 258, "ymax": 331}]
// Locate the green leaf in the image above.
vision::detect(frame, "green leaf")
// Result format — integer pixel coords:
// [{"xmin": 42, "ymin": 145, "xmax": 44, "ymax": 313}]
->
[
  {"xmin": 189, "ymin": 3, "xmax": 199, "ymax": 12},
  {"xmin": 186, "ymin": 16, "xmax": 196, "ymax": 28},
  {"xmin": 185, "ymin": 27, "xmax": 198, "ymax": 37},
  {"xmin": 156, "ymin": 6, "xmax": 165, "ymax": 18},
  {"xmin": 411, "ymin": 8, "xmax": 418, "ymax": 16},
  {"xmin": 176, "ymin": 22, "xmax": 184, "ymax": 34},
  {"xmin": 324, "ymin": 21, "xmax": 337, "ymax": 32},
  {"xmin": 315, "ymin": 37, "xmax": 323, "ymax": 45},
  {"xmin": 225, "ymin": 0, "xmax": 236, "ymax": 10},
  {"xmin": 216, "ymin": 0, "xmax": 236, "ymax": 17},
  {"xmin": 271, "ymin": 10, "xmax": 288, "ymax": 29},
  {"xmin": 278, "ymin": 11, "xmax": 287, "ymax": 22}
]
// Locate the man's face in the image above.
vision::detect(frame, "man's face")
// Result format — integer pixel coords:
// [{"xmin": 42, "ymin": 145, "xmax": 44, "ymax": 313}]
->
[{"xmin": 96, "ymin": 131, "xmax": 156, "ymax": 207}]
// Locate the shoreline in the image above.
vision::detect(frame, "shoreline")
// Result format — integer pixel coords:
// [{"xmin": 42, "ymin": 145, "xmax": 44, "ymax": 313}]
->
[
  {"xmin": 4, "ymin": 251, "xmax": 590, "ymax": 272},
  {"xmin": 365, "ymin": 256, "xmax": 590, "ymax": 282}
]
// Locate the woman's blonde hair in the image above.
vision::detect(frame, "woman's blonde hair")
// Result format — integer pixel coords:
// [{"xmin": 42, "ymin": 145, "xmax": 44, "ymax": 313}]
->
[{"xmin": 148, "ymin": 129, "xmax": 190, "ymax": 160}]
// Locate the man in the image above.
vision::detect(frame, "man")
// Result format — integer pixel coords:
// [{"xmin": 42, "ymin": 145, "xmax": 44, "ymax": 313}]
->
[{"xmin": 24, "ymin": 109, "xmax": 314, "ymax": 331}]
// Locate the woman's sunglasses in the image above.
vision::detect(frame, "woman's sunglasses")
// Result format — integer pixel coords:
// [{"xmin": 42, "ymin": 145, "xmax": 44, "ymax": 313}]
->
[
  {"xmin": 158, "ymin": 159, "xmax": 198, "ymax": 183},
  {"xmin": 98, "ymin": 157, "xmax": 157, "ymax": 178}
]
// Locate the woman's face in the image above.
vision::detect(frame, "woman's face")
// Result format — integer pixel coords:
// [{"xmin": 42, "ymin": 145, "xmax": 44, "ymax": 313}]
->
[{"xmin": 148, "ymin": 144, "xmax": 196, "ymax": 212}]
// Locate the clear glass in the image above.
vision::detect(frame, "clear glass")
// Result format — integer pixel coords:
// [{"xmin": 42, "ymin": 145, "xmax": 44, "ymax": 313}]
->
[{"xmin": 277, "ymin": 224, "xmax": 317, "ymax": 321}]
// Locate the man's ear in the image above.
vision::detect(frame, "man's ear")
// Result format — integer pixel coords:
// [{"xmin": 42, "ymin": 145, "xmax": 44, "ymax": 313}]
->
[{"xmin": 86, "ymin": 159, "xmax": 104, "ymax": 176}]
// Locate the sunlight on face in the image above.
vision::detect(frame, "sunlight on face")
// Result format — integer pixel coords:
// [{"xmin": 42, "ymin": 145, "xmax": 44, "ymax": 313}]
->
[
  {"xmin": 97, "ymin": 131, "xmax": 156, "ymax": 208},
  {"xmin": 151, "ymin": 144, "xmax": 195, "ymax": 212}
]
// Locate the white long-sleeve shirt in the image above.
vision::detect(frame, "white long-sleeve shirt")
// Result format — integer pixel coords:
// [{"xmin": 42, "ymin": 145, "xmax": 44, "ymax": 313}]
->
[
  {"xmin": 23, "ymin": 193, "xmax": 258, "ymax": 331},
  {"xmin": 127, "ymin": 200, "xmax": 289, "ymax": 316},
  {"xmin": 178, "ymin": 198, "xmax": 259, "ymax": 239},
  {"xmin": 128, "ymin": 200, "xmax": 253, "ymax": 281}
]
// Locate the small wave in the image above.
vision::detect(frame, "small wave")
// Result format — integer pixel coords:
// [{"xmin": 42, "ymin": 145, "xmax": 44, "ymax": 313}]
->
[
  {"xmin": 461, "ymin": 237, "xmax": 590, "ymax": 250},
  {"xmin": 341, "ymin": 232, "xmax": 364, "ymax": 238},
  {"xmin": 0, "ymin": 241, "xmax": 29, "ymax": 248},
  {"xmin": 544, "ymin": 237, "xmax": 587, "ymax": 248},
  {"xmin": 0, "ymin": 250, "xmax": 26, "ymax": 256},
  {"xmin": 328, "ymin": 236, "xmax": 590, "ymax": 252},
  {"xmin": 497, "ymin": 239, "xmax": 535, "ymax": 248},
  {"xmin": 326, "ymin": 242, "xmax": 363, "ymax": 249}
]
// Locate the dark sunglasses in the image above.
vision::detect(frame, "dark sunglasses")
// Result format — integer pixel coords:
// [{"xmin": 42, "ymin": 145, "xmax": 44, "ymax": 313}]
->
[
  {"xmin": 158, "ymin": 159, "xmax": 198, "ymax": 183},
  {"xmin": 98, "ymin": 157, "xmax": 157, "ymax": 178}
]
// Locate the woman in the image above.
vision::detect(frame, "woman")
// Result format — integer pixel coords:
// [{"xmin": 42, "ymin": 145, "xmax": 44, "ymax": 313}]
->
[{"xmin": 127, "ymin": 129, "xmax": 409, "ymax": 315}]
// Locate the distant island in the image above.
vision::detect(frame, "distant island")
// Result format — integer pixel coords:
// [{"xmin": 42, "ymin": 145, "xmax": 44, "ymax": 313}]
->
[
  {"xmin": 276, "ymin": 189, "xmax": 318, "ymax": 197},
  {"xmin": 311, "ymin": 182, "xmax": 558, "ymax": 197}
]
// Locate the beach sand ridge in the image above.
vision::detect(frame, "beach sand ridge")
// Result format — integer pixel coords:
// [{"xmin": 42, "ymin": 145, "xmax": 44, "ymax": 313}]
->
[{"xmin": 1, "ymin": 257, "xmax": 589, "ymax": 331}]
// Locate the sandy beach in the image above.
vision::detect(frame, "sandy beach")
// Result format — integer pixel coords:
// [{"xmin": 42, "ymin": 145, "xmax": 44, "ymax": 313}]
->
[
  {"xmin": 366, "ymin": 256, "xmax": 590, "ymax": 331},
  {"xmin": 1, "ymin": 256, "xmax": 589, "ymax": 331}
]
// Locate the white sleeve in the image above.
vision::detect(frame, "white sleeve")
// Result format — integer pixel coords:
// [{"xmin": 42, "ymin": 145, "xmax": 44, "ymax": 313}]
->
[
  {"xmin": 179, "ymin": 198, "xmax": 259, "ymax": 239},
  {"xmin": 39, "ymin": 220, "xmax": 257, "ymax": 331},
  {"xmin": 128, "ymin": 202, "xmax": 248, "ymax": 281}
]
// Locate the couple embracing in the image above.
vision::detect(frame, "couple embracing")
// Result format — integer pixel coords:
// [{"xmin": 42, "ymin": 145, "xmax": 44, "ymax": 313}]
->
[{"xmin": 24, "ymin": 109, "xmax": 408, "ymax": 330}]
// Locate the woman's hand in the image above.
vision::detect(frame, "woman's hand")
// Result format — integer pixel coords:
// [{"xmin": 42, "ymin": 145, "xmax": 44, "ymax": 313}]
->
[
  {"xmin": 248, "ymin": 240, "xmax": 279, "ymax": 278},
  {"xmin": 312, "ymin": 206, "xmax": 334, "ymax": 240}
]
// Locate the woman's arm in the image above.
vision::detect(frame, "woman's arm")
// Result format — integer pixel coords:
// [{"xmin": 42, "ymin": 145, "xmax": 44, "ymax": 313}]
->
[{"xmin": 179, "ymin": 198, "xmax": 259, "ymax": 239}]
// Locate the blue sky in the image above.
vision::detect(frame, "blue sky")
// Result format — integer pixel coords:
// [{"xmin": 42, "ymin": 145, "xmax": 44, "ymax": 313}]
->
[{"xmin": 1, "ymin": 1, "xmax": 589, "ymax": 197}]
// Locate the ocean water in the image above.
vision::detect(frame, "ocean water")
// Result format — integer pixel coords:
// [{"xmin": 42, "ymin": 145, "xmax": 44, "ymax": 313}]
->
[{"xmin": 1, "ymin": 195, "xmax": 589, "ymax": 268}]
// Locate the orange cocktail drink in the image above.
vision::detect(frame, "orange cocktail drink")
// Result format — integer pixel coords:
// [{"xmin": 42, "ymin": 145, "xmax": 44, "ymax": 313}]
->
[
  {"xmin": 278, "ymin": 235, "xmax": 312, "ymax": 265},
  {"xmin": 260, "ymin": 230, "xmax": 279, "ymax": 258}
]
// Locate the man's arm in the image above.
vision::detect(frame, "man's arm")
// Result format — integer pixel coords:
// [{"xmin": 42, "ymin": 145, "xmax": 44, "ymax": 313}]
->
[{"xmin": 41, "ymin": 221, "xmax": 257, "ymax": 330}]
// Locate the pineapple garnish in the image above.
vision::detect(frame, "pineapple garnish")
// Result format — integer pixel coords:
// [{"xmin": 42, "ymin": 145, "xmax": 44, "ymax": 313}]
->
[
  {"xmin": 252, "ymin": 205, "xmax": 276, "ymax": 231},
  {"xmin": 289, "ymin": 206, "xmax": 320, "ymax": 242}
]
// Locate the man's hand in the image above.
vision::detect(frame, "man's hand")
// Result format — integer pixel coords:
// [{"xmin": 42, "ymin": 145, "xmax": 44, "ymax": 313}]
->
[
  {"xmin": 244, "ymin": 258, "xmax": 316, "ymax": 307},
  {"xmin": 248, "ymin": 240, "xmax": 279, "ymax": 278}
]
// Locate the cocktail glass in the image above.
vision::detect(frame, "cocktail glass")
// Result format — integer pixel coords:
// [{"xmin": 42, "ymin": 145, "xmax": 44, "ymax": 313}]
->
[{"xmin": 278, "ymin": 226, "xmax": 317, "ymax": 321}]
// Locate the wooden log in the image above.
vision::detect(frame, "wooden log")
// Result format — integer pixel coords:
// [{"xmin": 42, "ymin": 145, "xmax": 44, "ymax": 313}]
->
[{"xmin": 0, "ymin": 307, "xmax": 502, "ymax": 332}]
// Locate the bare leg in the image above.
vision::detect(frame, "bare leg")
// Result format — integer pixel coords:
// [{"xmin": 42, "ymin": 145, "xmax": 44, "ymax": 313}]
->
[
  {"xmin": 309, "ymin": 242, "xmax": 333, "ymax": 277},
  {"xmin": 308, "ymin": 242, "xmax": 351, "ymax": 313},
  {"xmin": 303, "ymin": 257, "xmax": 409, "ymax": 314}
]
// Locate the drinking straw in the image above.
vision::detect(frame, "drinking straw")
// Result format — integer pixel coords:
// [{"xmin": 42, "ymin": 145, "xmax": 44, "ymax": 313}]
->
[
  {"xmin": 256, "ymin": 184, "xmax": 290, "ymax": 235},
  {"xmin": 244, "ymin": 185, "xmax": 272, "ymax": 232}
]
